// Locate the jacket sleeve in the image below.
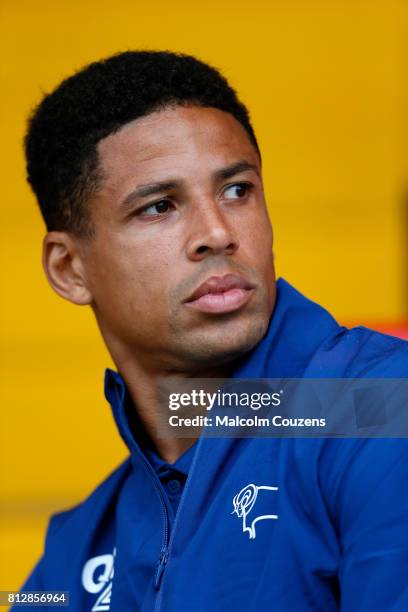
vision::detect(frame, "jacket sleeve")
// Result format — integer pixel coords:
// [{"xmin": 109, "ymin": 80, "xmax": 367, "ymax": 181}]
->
[{"xmin": 336, "ymin": 438, "xmax": 408, "ymax": 611}]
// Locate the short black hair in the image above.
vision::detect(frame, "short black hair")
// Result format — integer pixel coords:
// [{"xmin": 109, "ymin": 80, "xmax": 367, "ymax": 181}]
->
[{"xmin": 25, "ymin": 50, "xmax": 259, "ymax": 237}]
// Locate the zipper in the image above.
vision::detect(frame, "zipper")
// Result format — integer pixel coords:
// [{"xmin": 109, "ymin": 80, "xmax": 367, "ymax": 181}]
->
[
  {"xmin": 138, "ymin": 454, "xmax": 171, "ymax": 590},
  {"xmin": 153, "ymin": 432, "xmax": 206, "ymax": 612},
  {"xmin": 154, "ymin": 546, "xmax": 169, "ymax": 589},
  {"xmin": 126, "ymin": 445, "xmax": 171, "ymax": 591}
]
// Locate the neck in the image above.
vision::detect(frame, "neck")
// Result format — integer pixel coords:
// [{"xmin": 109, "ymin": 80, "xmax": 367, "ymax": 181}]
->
[{"xmin": 106, "ymin": 343, "xmax": 236, "ymax": 464}]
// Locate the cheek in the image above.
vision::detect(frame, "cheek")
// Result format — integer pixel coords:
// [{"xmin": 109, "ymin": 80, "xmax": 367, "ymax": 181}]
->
[
  {"xmin": 239, "ymin": 210, "xmax": 273, "ymax": 260},
  {"xmin": 89, "ymin": 238, "xmax": 176, "ymax": 309}
]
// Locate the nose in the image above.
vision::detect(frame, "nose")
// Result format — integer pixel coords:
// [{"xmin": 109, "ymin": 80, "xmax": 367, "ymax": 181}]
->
[{"xmin": 186, "ymin": 199, "xmax": 240, "ymax": 261}]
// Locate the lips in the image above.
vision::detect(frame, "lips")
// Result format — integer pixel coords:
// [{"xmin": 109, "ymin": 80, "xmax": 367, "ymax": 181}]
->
[{"xmin": 184, "ymin": 273, "xmax": 255, "ymax": 314}]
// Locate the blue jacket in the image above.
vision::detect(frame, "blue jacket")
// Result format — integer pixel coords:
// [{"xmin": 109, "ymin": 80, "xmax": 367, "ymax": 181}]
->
[{"xmin": 18, "ymin": 279, "xmax": 408, "ymax": 611}]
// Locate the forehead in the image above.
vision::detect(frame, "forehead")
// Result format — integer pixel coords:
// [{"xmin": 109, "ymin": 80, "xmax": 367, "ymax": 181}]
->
[{"xmin": 96, "ymin": 105, "xmax": 259, "ymax": 189}]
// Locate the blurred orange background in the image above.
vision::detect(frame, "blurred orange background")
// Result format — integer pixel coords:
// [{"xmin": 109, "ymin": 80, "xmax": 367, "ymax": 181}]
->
[{"xmin": 1, "ymin": 0, "xmax": 407, "ymax": 590}]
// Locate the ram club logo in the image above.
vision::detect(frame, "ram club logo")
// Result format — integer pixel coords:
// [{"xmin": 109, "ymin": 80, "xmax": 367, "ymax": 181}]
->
[{"xmin": 232, "ymin": 484, "xmax": 279, "ymax": 539}]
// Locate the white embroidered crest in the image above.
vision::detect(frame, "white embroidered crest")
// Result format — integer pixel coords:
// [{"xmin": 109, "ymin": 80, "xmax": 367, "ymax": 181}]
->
[{"xmin": 232, "ymin": 484, "xmax": 278, "ymax": 539}]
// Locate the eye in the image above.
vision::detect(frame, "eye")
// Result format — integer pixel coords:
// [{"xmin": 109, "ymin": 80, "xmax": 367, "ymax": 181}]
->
[
  {"xmin": 223, "ymin": 182, "xmax": 251, "ymax": 200},
  {"xmin": 139, "ymin": 199, "xmax": 174, "ymax": 217}
]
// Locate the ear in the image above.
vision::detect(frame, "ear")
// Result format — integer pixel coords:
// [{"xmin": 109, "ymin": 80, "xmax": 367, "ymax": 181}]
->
[{"xmin": 42, "ymin": 232, "xmax": 93, "ymax": 305}]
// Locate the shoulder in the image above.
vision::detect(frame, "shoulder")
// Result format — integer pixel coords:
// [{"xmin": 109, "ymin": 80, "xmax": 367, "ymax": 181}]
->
[
  {"xmin": 46, "ymin": 457, "xmax": 131, "ymax": 542},
  {"xmin": 311, "ymin": 325, "xmax": 408, "ymax": 377},
  {"xmin": 18, "ymin": 458, "xmax": 132, "ymax": 592}
]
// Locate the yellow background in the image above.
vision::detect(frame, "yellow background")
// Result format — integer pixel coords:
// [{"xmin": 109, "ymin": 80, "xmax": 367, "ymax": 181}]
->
[{"xmin": 1, "ymin": 0, "xmax": 407, "ymax": 589}]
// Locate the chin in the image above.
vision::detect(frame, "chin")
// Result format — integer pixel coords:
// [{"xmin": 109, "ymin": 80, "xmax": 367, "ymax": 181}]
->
[{"xmin": 177, "ymin": 311, "xmax": 270, "ymax": 369}]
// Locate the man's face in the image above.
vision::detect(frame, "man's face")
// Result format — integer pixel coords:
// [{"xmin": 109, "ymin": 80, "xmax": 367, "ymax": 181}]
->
[{"xmin": 79, "ymin": 105, "xmax": 276, "ymax": 372}]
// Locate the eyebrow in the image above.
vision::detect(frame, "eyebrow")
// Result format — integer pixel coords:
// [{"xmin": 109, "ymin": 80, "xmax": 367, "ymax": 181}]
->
[
  {"xmin": 118, "ymin": 160, "xmax": 259, "ymax": 215},
  {"xmin": 214, "ymin": 161, "xmax": 259, "ymax": 181}
]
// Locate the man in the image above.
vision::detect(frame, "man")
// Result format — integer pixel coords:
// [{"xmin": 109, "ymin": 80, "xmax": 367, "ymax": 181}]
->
[{"xmin": 18, "ymin": 51, "xmax": 407, "ymax": 610}]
